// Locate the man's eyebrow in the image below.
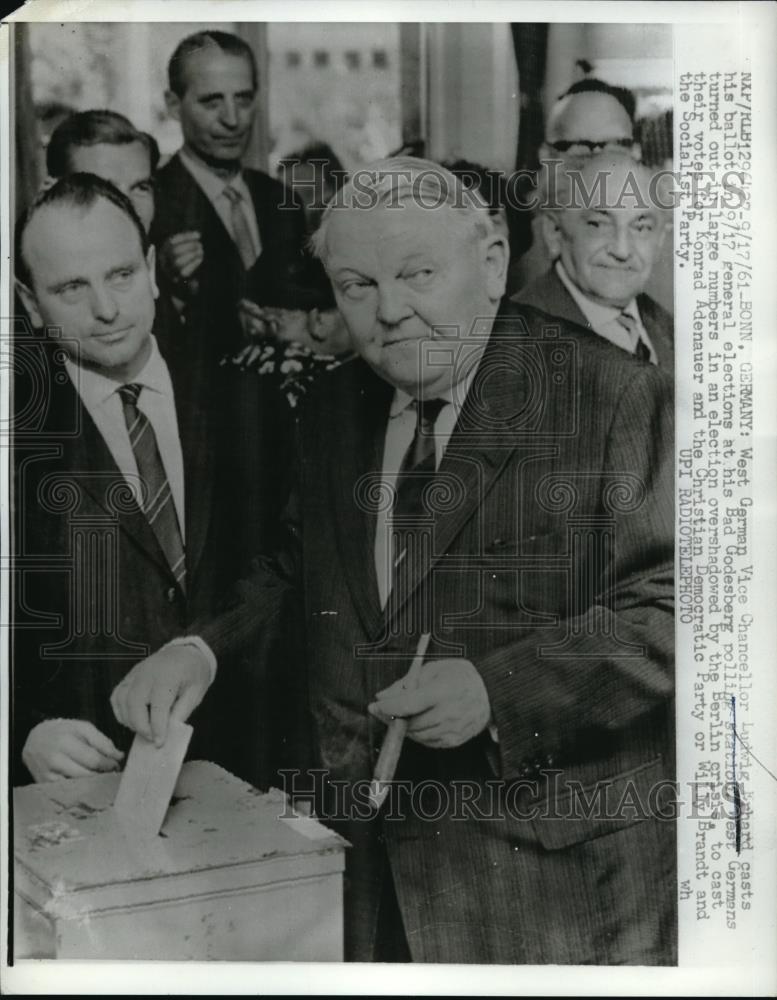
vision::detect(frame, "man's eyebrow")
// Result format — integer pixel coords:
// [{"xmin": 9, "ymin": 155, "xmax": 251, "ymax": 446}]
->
[
  {"xmin": 105, "ymin": 260, "xmax": 139, "ymax": 277},
  {"xmin": 48, "ymin": 275, "xmax": 86, "ymax": 292},
  {"xmin": 331, "ymin": 265, "xmax": 369, "ymax": 278}
]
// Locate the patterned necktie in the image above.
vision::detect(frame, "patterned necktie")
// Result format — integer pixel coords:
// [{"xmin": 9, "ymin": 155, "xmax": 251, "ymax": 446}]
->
[
  {"xmin": 223, "ymin": 184, "xmax": 259, "ymax": 270},
  {"xmin": 118, "ymin": 383, "xmax": 186, "ymax": 591},
  {"xmin": 391, "ymin": 398, "xmax": 447, "ymax": 601},
  {"xmin": 616, "ymin": 310, "xmax": 653, "ymax": 364}
]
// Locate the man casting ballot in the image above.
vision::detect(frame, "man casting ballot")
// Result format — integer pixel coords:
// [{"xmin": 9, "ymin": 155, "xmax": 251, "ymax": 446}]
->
[{"xmin": 112, "ymin": 157, "xmax": 677, "ymax": 965}]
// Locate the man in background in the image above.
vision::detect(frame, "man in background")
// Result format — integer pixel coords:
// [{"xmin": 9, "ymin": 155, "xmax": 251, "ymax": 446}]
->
[
  {"xmin": 152, "ymin": 29, "xmax": 307, "ymax": 371},
  {"xmin": 514, "ymin": 151, "xmax": 674, "ymax": 371},
  {"xmin": 46, "ymin": 109, "xmax": 159, "ymax": 234},
  {"xmin": 541, "ymin": 77, "xmax": 638, "ymax": 162},
  {"xmin": 510, "ymin": 78, "xmax": 641, "ymax": 293}
]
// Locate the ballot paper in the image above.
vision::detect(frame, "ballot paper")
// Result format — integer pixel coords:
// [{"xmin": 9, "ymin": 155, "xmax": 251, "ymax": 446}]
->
[{"xmin": 113, "ymin": 721, "xmax": 192, "ymax": 837}]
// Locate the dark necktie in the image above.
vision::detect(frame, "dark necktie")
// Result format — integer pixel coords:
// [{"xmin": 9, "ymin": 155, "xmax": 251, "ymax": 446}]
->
[
  {"xmin": 616, "ymin": 310, "xmax": 652, "ymax": 363},
  {"xmin": 391, "ymin": 398, "xmax": 447, "ymax": 601},
  {"xmin": 118, "ymin": 383, "xmax": 186, "ymax": 591},
  {"xmin": 223, "ymin": 184, "xmax": 259, "ymax": 270}
]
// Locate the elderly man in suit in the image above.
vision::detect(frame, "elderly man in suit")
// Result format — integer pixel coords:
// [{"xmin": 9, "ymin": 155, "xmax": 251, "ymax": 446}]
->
[
  {"xmin": 151, "ymin": 30, "xmax": 307, "ymax": 368},
  {"xmin": 12, "ymin": 174, "xmax": 290, "ymax": 787},
  {"xmin": 111, "ymin": 158, "xmax": 676, "ymax": 965},
  {"xmin": 515, "ymin": 151, "xmax": 674, "ymax": 371}
]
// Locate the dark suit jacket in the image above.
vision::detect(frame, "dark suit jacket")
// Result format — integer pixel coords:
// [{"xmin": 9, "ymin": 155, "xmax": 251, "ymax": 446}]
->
[
  {"xmin": 151, "ymin": 154, "xmax": 307, "ymax": 379},
  {"xmin": 513, "ymin": 266, "xmax": 675, "ymax": 373},
  {"xmin": 11, "ymin": 337, "xmax": 295, "ymax": 789},
  {"xmin": 193, "ymin": 300, "xmax": 677, "ymax": 965}
]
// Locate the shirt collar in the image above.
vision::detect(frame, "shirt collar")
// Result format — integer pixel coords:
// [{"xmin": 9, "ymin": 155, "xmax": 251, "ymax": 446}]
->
[
  {"xmin": 555, "ymin": 260, "xmax": 641, "ymax": 329},
  {"xmin": 179, "ymin": 148, "xmax": 248, "ymax": 205},
  {"xmin": 389, "ymin": 362, "xmax": 479, "ymax": 419},
  {"xmin": 64, "ymin": 335, "xmax": 171, "ymax": 407}
]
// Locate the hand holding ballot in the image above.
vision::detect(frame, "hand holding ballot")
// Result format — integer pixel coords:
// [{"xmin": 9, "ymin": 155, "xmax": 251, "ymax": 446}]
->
[{"xmin": 111, "ymin": 643, "xmax": 213, "ymax": 747}]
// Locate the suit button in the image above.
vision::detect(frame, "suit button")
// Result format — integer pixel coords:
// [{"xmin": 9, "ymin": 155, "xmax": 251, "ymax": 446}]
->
[{"xmin": 166, "ymin": 587, "xmax": 177, "ymax": 603}]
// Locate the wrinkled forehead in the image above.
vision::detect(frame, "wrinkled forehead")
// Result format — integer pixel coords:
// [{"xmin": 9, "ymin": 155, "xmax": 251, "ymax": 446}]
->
[
  {"xmin": 561, "ymin": 157, "xmax": 664, "ymax": 215},
  {"xmin": 324, "ymin": 197, "xmax": 475, "ymax": 269}
]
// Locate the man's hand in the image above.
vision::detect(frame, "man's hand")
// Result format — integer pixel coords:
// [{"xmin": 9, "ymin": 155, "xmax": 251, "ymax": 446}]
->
[
  {"xmin": 368, "ymin": 658, "xmax": 492, "ymax": 749},
  {"xmin": 238, "ymin": 298, "xmax": 272, "ymax": 339},
  {"xmin": 159, "ymin": 231, "xmax": 204, "ymax": 293},
  {"xmin": 22, "ymin": 719, "xmax": 124, "ymax": 783},
  {"xmin": 110, "ymin": 644, "xmax": 212, "ymax": 747}
]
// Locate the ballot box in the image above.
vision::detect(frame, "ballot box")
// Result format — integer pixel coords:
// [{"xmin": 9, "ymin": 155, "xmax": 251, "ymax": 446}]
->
[{"xmin": 13, "ymin": 761, "xmax": 347, "ymax": 961}]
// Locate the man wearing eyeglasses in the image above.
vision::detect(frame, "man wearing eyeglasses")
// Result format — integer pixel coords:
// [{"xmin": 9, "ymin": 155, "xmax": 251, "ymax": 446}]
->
[{"xmin": 541, "ymin": 78, "xmax": 638, "ymax": 162}]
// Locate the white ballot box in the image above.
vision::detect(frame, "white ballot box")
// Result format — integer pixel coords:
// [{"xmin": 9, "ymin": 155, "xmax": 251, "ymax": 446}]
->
[{"xmin": 13, "ymin": 761, "xmax": 347, "ymax": 961}]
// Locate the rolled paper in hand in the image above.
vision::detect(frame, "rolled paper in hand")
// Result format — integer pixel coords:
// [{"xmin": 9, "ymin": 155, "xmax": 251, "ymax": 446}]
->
[{"xmin": 368, "ymin": 632, "xmax": 431, "ymax": 811}]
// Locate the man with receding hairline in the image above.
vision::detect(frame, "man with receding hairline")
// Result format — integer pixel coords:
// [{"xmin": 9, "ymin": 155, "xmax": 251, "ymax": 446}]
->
[
  {"xmin": 112, "ymin": 157, "xmax": 676, "ymax": 966},
  {"xmin": 151, "ymin": 29, "xmax": 306, "ymax": 370},
  {"xmin": 515, "ymin": 151, "xmax": 674, "ymax": 370},
  {"xmin": 12, "ymin": 173, "xmax": 271, "ymax": 788}
]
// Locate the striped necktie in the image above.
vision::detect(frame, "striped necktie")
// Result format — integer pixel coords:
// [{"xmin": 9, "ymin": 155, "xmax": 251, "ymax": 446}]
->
[
  {"xmin": 223, "ymin": 184, "xmax": 259, "ymax": 270},
  {"xmin": 391, "ymin": 398, "xmax": 447, "ymax": 604},
  {"xmin": 616, "ymin": 310, "xmax": 652, "ymax": 363},
  {"xmin": 118, "ymin": 383, "xmax": 186, "ymax": 591}
]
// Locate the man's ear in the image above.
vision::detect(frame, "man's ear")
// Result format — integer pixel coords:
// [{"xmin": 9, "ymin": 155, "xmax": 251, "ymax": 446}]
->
[
  {"xmin": 481, "ymin": 232, "xmax": 509, "ymax": 302},
  {"xmin": 145, "ymin": 245, "xmax": 159, "ymax": 300},
  {"xmin": 15, "ymin": 278, "xmax": 42, "ymax": 328},
  {"xmin": 540, "ymin": 211, "xmax": 563, "ymax": 259},
  {"xmin": 164, "ymin": 90, "xmax": 181, "ymax": 123}
]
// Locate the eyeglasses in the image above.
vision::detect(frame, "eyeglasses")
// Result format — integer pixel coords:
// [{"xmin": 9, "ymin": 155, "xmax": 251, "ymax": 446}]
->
[{"xmin": 547, "ymin": 138, "xmax": 634, "ymax": 154}]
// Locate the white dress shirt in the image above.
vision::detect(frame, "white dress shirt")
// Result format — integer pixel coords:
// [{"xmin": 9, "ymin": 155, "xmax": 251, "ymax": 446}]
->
[
  {"xmin": 64, "ymin": 335, "xmax": 186, "ymax": 537},
  {"xmin": 179, "ymin": 148, "xmax": 262, "ymax": 259},
  {"xmin": 555, "ymin": 261, "xmax": 657, "ymax": 363}
]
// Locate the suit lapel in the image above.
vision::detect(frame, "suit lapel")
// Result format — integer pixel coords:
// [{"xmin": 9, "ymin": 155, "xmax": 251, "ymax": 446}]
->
[
  {"xmin": 637, "ymin": 293, "xmax": 674, "ymax": 373},
  {"xmin": 169, "ymin": 154, "xmax": 241, "ymax": 268},
  {"xmin": 57, "ymin": 376, "xmax": 172, "ymax": 577},
  {"xmin": 330, "ymin": 363, "xmax": 393, "ymax": 637},
  {"xmin": 169, "ymin": 361, "xmax": 214, "ymax": 583},
  {"xmin": 382, "ymin": 310, "xmax": 529, "ymax": 632}
]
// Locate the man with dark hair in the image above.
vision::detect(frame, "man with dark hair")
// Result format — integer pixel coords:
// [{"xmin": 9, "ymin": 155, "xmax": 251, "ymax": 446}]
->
[
  {"xmin": 11, "ymin": 173, "xmax": 286, "ymax": 786},
  {"xmin": 152, "ymin": 29, "xmax": 307, "ymax": 369},
  {"xmin": 46, "ymin": 110, "xmax": 159, "ymax": 233}
]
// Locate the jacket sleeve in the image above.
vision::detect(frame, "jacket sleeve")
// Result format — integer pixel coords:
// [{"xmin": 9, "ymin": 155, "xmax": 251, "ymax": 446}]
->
[{"xmin": 476, "ymin": 364, "xmax": 675, "ymax": 779}]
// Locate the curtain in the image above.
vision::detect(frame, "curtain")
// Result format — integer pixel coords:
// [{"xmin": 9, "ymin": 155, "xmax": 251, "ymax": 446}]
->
[
  {"xmin": 511, "ymin": 23, "xmax": 549, "ymax": 171},
  {"xmin": 13, "ymin": 23, "xmax": 42, "ymax": 216}
]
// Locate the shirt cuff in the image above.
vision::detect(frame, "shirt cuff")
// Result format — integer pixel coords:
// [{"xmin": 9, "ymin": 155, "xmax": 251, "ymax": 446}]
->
[{"xmin": 166, "ymin": 636, "xmax": 217, "ymax": 684}]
